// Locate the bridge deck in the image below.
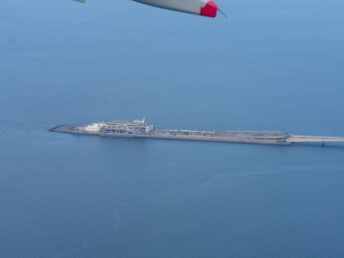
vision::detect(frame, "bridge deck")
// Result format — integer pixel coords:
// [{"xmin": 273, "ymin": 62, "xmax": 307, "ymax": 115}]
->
[{"xmin": 287, "ymin": 135, "xmax": 344, "ymax": 143}]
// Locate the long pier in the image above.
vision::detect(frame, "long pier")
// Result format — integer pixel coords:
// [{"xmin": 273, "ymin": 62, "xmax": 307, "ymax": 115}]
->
[{"xmin": 50, "ymin": 119, "xmax": 344, "ymax": 146}]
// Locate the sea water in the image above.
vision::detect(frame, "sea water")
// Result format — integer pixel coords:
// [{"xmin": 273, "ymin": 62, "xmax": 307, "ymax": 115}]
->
[{"xmin": 1, "ymin": 0, "xmax": 344, "ymax": 257}]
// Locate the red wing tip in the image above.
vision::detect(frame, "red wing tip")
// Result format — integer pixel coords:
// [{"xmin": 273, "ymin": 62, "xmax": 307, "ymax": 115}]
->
[{"xmin": 200, "ymin": 1, "xmax": 218, "ymax": 18}]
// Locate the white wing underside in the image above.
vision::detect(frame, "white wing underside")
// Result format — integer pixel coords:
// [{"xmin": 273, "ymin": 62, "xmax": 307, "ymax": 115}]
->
[{"xmin": 73, "ymin": 0, "xmax": 217, "ymax": 17}]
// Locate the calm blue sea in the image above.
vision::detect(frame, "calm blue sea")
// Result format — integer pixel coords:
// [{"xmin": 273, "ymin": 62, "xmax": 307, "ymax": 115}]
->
[{"xmin": 1, "ymin": 0, "xmax": 344, "ymax": 257}]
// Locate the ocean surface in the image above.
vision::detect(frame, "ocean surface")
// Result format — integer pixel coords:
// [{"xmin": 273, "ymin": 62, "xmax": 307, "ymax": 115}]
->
[{"xmin": 1, "ymin": 0, "xmax": 344, "ymax": 257}]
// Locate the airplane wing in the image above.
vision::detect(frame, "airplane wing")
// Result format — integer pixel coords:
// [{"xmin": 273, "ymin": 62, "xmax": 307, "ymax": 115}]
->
[
  {"xmin": 74, "ymin": 0, "xmax": 218, "ymax": 18},
  {"xmin": 135, "ymin": 0, "xmax": 217, "ymax": 17}
]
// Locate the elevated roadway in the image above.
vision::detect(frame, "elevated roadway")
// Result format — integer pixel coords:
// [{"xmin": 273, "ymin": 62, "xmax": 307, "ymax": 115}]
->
[{"xmin": 287, "ymin": 135, "xmax": 344, "ymax": 144}]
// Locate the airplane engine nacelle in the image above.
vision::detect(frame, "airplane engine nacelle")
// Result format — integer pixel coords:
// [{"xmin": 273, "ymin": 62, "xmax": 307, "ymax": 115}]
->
[{"xmin": 135, "ymin": 0, "xmax": 217, "ymax": 17}]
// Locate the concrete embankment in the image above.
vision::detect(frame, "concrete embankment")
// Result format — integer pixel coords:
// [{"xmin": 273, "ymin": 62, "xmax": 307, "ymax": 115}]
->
[
  {"xmin": 50, "ymin": 125, "xmax": 291, "ymax": 145},
  {"xmin": 50, "ymin": 123, "xmax": 344, "ymax": 146}
]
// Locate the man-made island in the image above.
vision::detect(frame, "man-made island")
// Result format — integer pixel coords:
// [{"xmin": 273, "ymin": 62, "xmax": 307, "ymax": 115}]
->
[{"xmin": 50, "ymin": 118, "xmax": 344, "ymax": 146}]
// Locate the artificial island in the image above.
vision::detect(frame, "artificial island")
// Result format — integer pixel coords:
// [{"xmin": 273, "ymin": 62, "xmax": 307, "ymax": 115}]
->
[{"xmin": 50, "ymin": 118, "xmax": 344, "ymax": 146}]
